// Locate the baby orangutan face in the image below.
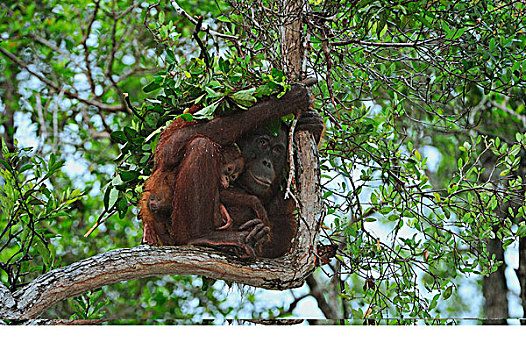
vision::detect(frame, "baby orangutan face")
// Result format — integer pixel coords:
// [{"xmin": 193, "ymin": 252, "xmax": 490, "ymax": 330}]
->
[{"xmin": 220, "ymin": 145, "xmax": 244, "ymax": 189}]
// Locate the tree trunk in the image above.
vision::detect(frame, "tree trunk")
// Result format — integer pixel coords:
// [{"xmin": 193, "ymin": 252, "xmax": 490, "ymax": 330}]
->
[
  {"xmin": 280, "ymin": 0, "xmax": 305, "ymax": 81},
  {"xmin": 517, "ymin": 236, "xmax": 526, "ymax": 325},
  {"xmin": 482, "ymin": 238, "xmax": 509, "ymax": 324},
  {"xmin": 1, "ymin": 61, "xmax": 18, "ymax": 152},
  {"xmin": 279, "ymin": 0, "xmax": 342, "ymax": 321}
]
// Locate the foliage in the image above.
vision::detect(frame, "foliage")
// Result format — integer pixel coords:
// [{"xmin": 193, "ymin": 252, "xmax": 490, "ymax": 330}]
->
[
  {"xmin": 0, "ymin": 140, "xmax": 83, "ymax": 290},
  {"xmin": 69, "ymin": 290, "xmax": 110, "ymax": 320}
]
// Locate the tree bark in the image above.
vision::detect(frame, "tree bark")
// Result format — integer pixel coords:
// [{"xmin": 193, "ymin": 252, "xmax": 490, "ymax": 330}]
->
[
  {"xmin": 516, "ymin": 236, "xmax": 526, "ymax": 325},
  {"xmin": 482, "ymin": 238, "xmax": 509, "ymax": 324},
  {"xmin": 279, "ymin": 0, "xmax": 342, "ymax": 321},
  {"xmin": 279, "ymin": 0, "xmax": 305, "ymax": 81},
  {"xmin": 0, "ymin": 61, "xmax": 18, "ymax": 152},
  {"xmin": 0, "ymin": 244, "xmax": 313, "ymax": 319}
]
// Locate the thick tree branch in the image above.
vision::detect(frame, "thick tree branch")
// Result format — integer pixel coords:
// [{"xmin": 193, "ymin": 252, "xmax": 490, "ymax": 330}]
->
[{"xmin": 0, "ymin": 242, "xmax": 312, "ymax": 319}]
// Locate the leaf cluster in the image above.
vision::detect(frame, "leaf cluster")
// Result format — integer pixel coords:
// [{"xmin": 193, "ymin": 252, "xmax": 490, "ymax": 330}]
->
[{"xmin": 0, "ymin": 140, "xmax": 83, "ymax": 290}]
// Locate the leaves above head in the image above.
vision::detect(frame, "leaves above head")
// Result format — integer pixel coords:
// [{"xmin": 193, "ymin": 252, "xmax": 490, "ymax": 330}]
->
[
  {"xmin": 141, "ymin": 52, "xmax": 290, "ymax": 121},
  {"xmin": 266, "ymin": 119, "xmax": 282, "ymax": 137}
]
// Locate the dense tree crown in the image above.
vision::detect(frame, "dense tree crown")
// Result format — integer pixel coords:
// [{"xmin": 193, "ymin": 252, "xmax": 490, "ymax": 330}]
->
[{"xmin": 1, "ymin": 0, "xmax": 526, "ymax": 323}]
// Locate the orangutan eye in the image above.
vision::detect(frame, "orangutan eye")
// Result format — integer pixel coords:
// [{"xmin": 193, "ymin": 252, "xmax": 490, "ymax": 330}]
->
[{"xmin": 259, "ymin": 137, "xmax": 269, "ymax": 147}]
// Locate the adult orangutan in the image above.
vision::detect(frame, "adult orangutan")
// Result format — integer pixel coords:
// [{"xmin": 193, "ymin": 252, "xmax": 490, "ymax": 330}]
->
[{"xmin": 139, "ymin": 83, "xmax": 323, "ymax": 258}]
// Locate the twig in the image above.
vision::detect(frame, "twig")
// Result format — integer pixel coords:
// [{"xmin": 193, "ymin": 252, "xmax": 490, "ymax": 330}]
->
[
  {"xmin": 51, "ymin": 91, "xmax": 64, "ymax": 151},
  {"xmin": 284, "ymin": 113, "xmax": 299, "ymax": 201},
  {"xmin": 489, "ymin": 99, "xmax": 526, "ymax": 127},
  {"xmin": 329, "ymin": 36, "xmax": 445, "ymax": 48},
  {"xmin": 192, "ymin": 15, "xmax": 211, "ymax": 68},
  {"xmin": 84, "ymin": 208, "xmax": 117, "ymax": 237},
  {"xmin": 169, "ymin": 0, "xmax": 238, "ymax": 40},
  {"xmin": 123, "ymin": 93, "xmax": 143, "ymax": 121},
  {"xmin": 81, "ymin": 0, "xmax": 101, "ymax": 96},
  {"xmin": 104, "ymin": 4, "xmax": 128, "ymax": 109},
  {"xmin": 35, "ymin": 94, "xmax": 48, "ymax": 152}
]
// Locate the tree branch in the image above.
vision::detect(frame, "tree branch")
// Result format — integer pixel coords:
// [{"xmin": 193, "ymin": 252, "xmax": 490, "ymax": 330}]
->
[
  {"xmin": 488, "ymin": 99, "xmax": 526, "ymax": 126},
  {"xmin": 81, "ymin": 0, "xmax": 101, "ymax": 96},
  {"xmin": 306, "ymin": 275, "xmax": 339, "ymax": 319},
  {"xmin": 0, "ymin": 243, "xmax": 312, "ymax": 319}
]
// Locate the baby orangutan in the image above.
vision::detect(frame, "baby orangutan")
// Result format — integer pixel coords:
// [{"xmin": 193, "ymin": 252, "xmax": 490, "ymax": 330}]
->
[
  {"xmin": 215, "ymin": 144, "xmax": 245, "ymax": 230},
  {"xmin": 217, "ymin": 144, "xmax": 270, "ymax": 231}
]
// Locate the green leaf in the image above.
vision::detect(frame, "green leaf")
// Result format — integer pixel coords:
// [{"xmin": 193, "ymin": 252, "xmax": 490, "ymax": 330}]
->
[
  {"xmin": 414, "ymin": 149, "xmax": 422, "ymax": 162},
  {"xmin": 388, "ymin": 214, "xmax": 398, "ymax": 221},
  {"xmin": 108, "ymin": 187, "xmax": 119, "ymax": 209},
  {"xmin": 19, "ymin": 163, "xmax": 34, "ymax": 172},
  {"xmin": 443, "ymin": 286, "xmax": 453, "ymax": 300},
  {"xmin": 166, "ymin": 49, "xmax": 176, "ymax": 64},
  {"xmin": 194, "ymin": 101, "xmax": 219, "ymax": 119},
  {"xmin": 230, "ymin": 88, "xmax": 257, "ymax": 108},
  {"xmin": 323, "ymin": 190, "xmax": 334, "ymax": 199},
  {"xmin": 451, "ymin": 27, "xmax": 466, "ymax": 40},
  {"xmin": 429, "ymin": 294, "xmax": 440, "ymax": 310},
  {"xmin": 1, "ymin": 138, "xmax": 9, "ymax": 155},
  {"xmin": 112, "ymin": 175, "xmax": 123, "ymax": 186},
  {"xmin": 116, "ymin": 197, "xmax": 128, "ymax": 219},
  {"xmin": 110, "ymin": 131, "xmax": 127, "ymax": 144},
  {"xmin": 489, "ymin": 37, "xmax": 496, "ymax": 52},
  {"xmin": 217, "ymin": 15, "xmax": 231, "ymax": 22},
  {"xmin": 143, "ymin": 80, "xmax": 161, "ymax": 93},
  {"xmin": 379, "ymin": 206, "xmax": 392, "ymax": 214},
  {"xmin": 370, "ymin": 192, "xmax": 378, "ymax": 204},
  {"xmin": 120, "ymin": 170, "xmax": 139, "ymax": 182}
]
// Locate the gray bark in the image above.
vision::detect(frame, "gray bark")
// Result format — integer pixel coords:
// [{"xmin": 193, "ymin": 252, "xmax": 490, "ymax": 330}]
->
[
  {"xmin": 480, "ymin": 155, "xmax": 510, "ymax": 324},
  {"xmin": 517, "ymin": 237, "xmax": 526, "ymax": 324},
  {"xmin": 482, "ymin": 238, "xmax": 509, "ymax": 324}
]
